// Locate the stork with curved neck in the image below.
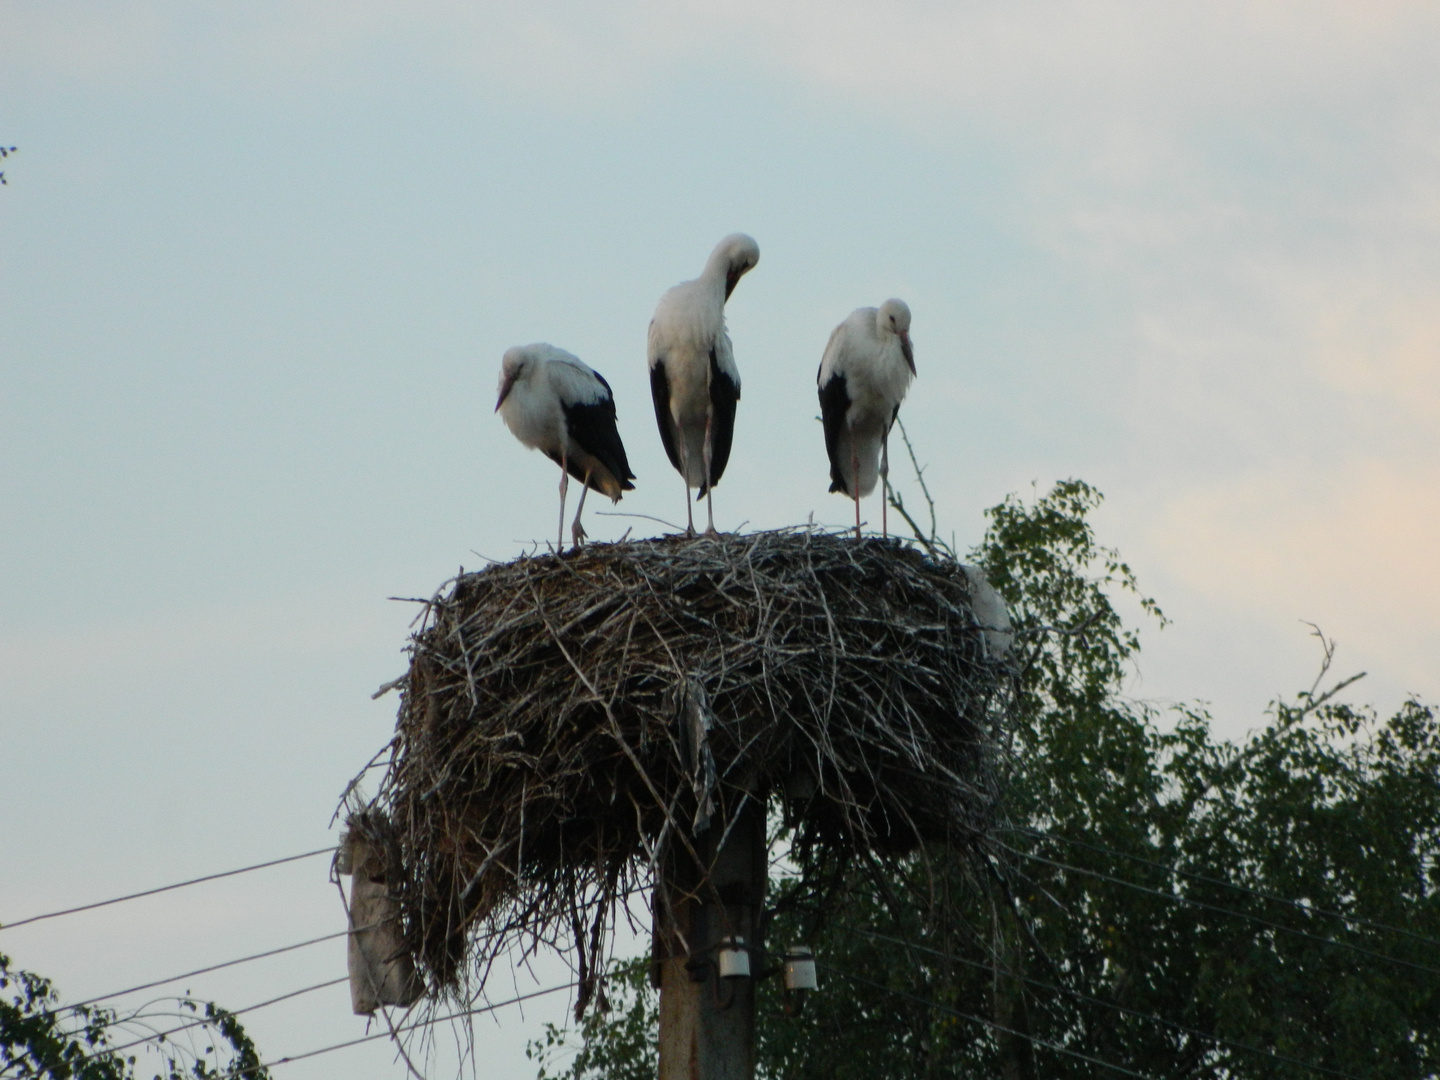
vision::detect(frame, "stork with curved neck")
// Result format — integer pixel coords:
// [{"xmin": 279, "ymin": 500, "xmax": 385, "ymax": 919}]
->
[
  {"xmin": 495, "ymin": 343, "xmax": 636, "ymax": 550},
  {"xmin": 647, "ymin": 233, "xmax": 760, "ymax": 536},
  {"xmin": 817, "ymin": 299, "xmax": 916, "ymax": 539}
]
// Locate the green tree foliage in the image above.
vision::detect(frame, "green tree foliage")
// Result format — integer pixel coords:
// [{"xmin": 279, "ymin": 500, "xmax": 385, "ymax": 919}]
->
[
  {"xmin": 528, "ymin": 960, "xmax": 656, "ymax": 1080},
  {"xmin": 530, "ymin": 480, "xmax": 1440, "ymax": 1079},
  {"xmin": 0, "ymin": 951, "xmax": 268, "ymax": 1080}
]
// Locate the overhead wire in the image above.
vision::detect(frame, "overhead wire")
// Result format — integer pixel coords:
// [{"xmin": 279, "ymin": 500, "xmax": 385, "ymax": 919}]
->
[
  {"xmin": 997, "ymin": 840, "xmax": 1440, "ymax": 977},
  {"xmin": 815, "ymin": 958, "xmax": 1163, "ymax": 1080},
  {"xmin": 41, "ymin": 866, "xmax": 626, "ymax": 1020},
  {"xmin": 199, "ymin": 980, "xmax": 580, "ymax": 1080},
  {"xmin": 29, "ymin": 834, "xmax": 1428, "ymax": 1074},
  {"xmin": 53, "ymin": 924, "xmax": 377, "ymax": 1016},
  {"xmin": 1009, "ymin": 825, "xmax": 1440, "ymax": 950},
  {"xmin": 60, "ymin": 912, "xmax": 499, "ymax": 1017},
  {"xmin": 70, "ymin": 913, "xmax": 524, "ymax": 1060},
  {"xmin": 102, "ymin": 976, "xmax": 350, "ymax": 1056},
  {"xmin": 840, "ymin": 924, "xmax": 1366, "ymax": 1080},
  {"xmin": 0, "ymin": 846, "xmax": 337, "ymax": 932}
]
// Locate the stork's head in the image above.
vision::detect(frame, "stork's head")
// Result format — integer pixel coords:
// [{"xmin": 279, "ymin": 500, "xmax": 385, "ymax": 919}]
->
[
  {"xmin": 708, "ymin": 233, "xmax": 761, "ymax": 300},
  {"xmin": 878, "ymin": 298, "xmax": 914, "ymax": 374},
  {"xmin": 495, "ymin": 345, "xmax": 537, "ymax": 412}
]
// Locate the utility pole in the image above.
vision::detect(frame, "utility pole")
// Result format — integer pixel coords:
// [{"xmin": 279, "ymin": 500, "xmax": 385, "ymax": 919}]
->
[{"xmin": 656, "ymin": 794, "xmax": 767, "ymax": 1080}]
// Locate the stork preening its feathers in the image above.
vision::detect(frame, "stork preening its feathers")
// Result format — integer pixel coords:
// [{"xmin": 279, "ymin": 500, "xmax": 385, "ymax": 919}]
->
[
  {"xmin": 647, "ymin": 233, "xmax": 760, "ymax": 536},
  {"xmin": 818, "ymin": 299, "xmax": 916, "ymax": 539},
  {"xmin": 496, "ymin": 344, "xmax": 635, "ymax": 550}
]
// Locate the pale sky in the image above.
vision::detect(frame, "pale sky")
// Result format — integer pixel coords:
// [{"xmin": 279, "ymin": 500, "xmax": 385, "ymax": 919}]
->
[{"xmin": 3, "ymin": 3, "xmax": 1438, "ymax": 1077}]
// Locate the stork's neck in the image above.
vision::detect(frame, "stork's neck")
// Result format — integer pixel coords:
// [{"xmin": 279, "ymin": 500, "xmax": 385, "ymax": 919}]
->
[{"xmin": 700, "ymin": 248, "xmax": 732, "ymax": 292}]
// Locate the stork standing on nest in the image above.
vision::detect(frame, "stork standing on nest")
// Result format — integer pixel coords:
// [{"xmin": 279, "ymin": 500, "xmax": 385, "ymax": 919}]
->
[
  {"xmin": 496, "ymin": 343, "xmax": 635, "ymax": 550},
  {"xmin": 647, "ymin": 233, "xmax": 760, "ymax": 536},
  {"xmin": 817, "ymin": 299, "xmax": 915, "ymax": 539}
]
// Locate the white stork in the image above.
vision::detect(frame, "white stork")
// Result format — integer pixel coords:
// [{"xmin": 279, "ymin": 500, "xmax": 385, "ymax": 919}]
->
[
  {"xmin": 495, "ymin": 343, "xmax": 635, "ymax": 550},
  {"xmin": 817, "ymin": 299, "xmax": 915, "ymax": 539},
  {"xmin": 647, "ymin": 233, "xmax": 760, "ymax": 536}
]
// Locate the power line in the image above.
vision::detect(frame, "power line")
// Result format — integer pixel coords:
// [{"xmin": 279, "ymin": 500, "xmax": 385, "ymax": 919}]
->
[
  {"xmin": 1, "ymin": 847, "xmax": 337, "ymax": 933},
  {"xmin": 58, "ymin": 926, "xmax": 359, "ymax": 1015},
  {"xmin": 1010, "ymin": 825, "xmax": 1440, "ymax": 951},
  {"xmin": 49, "ymin": 871, "xmax": 532, "ymax": 1019},
  {"xmin": 58, "ymin": 915, "xmax": 503, "ymax": 1017},
  {"xmin": 78, "ymin": 914, "xmax": 510, "ymax": 1058},
  {"xmin": 201, "ymin": 980, "xmax": 580, "ymax": 1080},
  {"xmin": 842, "ymin": 925, "xmax": 1365, "ymax": 1080},
  {"xmin": 998, "ymin": 841, "xmax": 1440, "ymax": 978},
  {"xmin": 816, "ymin": 959, "xmax": 1163, "ymax": 1080},
  {"xmin": 103, "ymin": 976, "xmax": 350, "ymax": 1056}
]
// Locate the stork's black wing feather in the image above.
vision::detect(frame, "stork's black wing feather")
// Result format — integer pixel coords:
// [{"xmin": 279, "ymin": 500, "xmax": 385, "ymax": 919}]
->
[
  {"xmin": 818, "ymin": 371, "xmax": 851, "ymax": 495},
  {"xmin": 701, "ymin": 348, "xmax": 740, "ymax": 496},
  {"xmin": 563, "ymin": 393, "xmax": 635, "ymax": 492},
  {"xmin": 649, "ymin": 360, "xmax": 683, "ymax": 474}
]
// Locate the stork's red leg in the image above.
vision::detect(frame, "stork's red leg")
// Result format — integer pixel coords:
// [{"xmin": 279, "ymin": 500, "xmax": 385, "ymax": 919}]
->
[
  {"xmin": 881, "ymin": 431, "xmax": 890, "ymax": 539},
  {"xmin": 677, "ymin": 425, "xmax": 696, "ymax": 537},
  {"xmin": 557, "ymin": 453, "xmax": 569, "ymax": 553},
  {"xmin": 703, "ymin": 414, "xmax": 717, "ymax": 537},
  {"xmin": 571, "ymin": 469, "xmax": 591, "ymax": 549},
  {"xmin": 849, "ymin": 443, "xmax": 861, "ymax": 540}
]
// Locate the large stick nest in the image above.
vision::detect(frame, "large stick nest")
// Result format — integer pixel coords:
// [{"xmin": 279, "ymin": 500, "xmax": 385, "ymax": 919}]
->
[{"xmin": 352, "ymin": 530, "xmax": 1012, "ymax": 1006}]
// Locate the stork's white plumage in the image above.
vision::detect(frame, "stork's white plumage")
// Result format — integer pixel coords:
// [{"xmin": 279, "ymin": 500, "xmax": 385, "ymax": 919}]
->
[
  {"xmin": 647, "ymin": 233, "xmax": 759, "ymax": 536},
  {"xmin": 496, "ymin": 343, "xmax": 635, "ymax": 550},
  {"xmin": 817, "ymin": 299, "xmax": 915, "ymax": 539}
]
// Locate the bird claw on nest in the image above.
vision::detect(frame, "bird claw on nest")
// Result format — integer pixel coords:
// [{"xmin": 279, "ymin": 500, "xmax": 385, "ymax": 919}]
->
[{"xmin": 571, "ymin": 523, "xmax": 588, "ymax": 549}]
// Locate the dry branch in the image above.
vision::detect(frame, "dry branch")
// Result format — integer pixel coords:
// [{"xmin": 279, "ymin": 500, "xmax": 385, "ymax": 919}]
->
[{"xmin": 348, "ymin": 529, "xmax": 1010, "ymax": 1007}]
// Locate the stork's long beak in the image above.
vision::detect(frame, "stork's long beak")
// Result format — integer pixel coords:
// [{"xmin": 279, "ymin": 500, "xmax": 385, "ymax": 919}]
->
[
  {"xmin": 495, "ymin": 373, "xmax": 516, "ymax": 412},
  {"xmin": 900, "ymin": 331, "xmax": 915, "ymax": 375},
  {"xmin": 724, "ymin": 264, "xmax": 743, "ymax": 302}
]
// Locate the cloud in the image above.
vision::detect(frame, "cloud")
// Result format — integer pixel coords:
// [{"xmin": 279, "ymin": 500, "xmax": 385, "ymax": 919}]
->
[
  {"xmin": 694, "ymin": 0, "xmax": 1440, "ymax": 127},
  {"xmin": 1144, "ymin": 457, "xmax": 1440, "ymax": 702},
  {"xmin": 1291, "ymin": 277, "xmax": 1440, "ymax": 428},
  {"xmin": 8, "ymin": 0, "xmax": 1437, "ymax": 710},
  {"xmin": 0, "ymin": 599, "xmax": 390, "ymax": 698},
  {"xmin": 9, "ymin": 1, "xmax": 1440, "ymax": 119}
]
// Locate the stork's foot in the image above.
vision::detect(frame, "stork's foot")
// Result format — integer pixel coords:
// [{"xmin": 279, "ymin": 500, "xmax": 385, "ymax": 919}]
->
[
  {"xmin": 571, "ymin": 521, "xmax": 588, "ymax": 549},
  {"xmin": 704, "ymin": 525, "xmax": 722, "ymax": 539}
]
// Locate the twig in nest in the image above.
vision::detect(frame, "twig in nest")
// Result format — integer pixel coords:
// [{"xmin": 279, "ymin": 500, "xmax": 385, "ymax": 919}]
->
[{"xmin": 350, "ymin": 530, "xmax": 1011, "ymax": 1010}]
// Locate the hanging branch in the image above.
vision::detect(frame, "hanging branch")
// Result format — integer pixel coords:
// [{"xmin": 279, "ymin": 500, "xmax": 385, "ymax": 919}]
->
[{"xmin": 347, "ymin": 529, "xmax": 1012, "ymax": 1011}]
